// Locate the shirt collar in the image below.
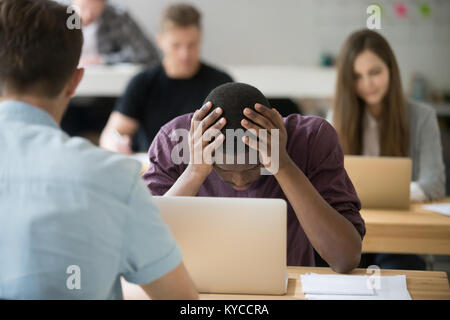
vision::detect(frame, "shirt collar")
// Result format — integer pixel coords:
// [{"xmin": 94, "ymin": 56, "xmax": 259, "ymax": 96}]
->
[{"xmin": 0, "ymin": 100, "xmax": 59, "ymax": 129}]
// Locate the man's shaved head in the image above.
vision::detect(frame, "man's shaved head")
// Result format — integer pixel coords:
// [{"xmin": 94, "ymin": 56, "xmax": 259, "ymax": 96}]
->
[
  {"xmin": 203, "ymin": 82, "xmax": 271, "ymax": 157},
  {"xmin": 203, "ymin": 82, "xmax": 271, "ymax": 134}
]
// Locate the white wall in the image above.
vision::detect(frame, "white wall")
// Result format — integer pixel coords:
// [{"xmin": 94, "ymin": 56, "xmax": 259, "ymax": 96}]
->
[{"xmin": 121, "ymin": 0, "xmax": 450, "ymax": 92}]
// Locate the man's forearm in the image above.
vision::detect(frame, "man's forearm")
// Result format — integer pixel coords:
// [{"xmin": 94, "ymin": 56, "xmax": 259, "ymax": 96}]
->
[
  {"xmin": 274, "ymin": 158, "xmax": 362, "ymax": 273},
  {"xmin": 165, "ymin": 166, "xmax": 208, "ymax": 197}
]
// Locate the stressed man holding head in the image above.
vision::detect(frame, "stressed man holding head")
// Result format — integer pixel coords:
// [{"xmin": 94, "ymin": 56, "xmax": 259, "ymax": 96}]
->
[
  {"xmin": 0, "ymin": 0, "xmax": 196, "ymax": 299},
  {"xmin": 145, "ymin": 83, "xmax": 366, "ymax": 273}
]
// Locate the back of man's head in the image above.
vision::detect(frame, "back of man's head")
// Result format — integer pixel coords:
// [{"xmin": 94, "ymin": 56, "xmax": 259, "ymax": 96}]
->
[{"xmin": 0, "ymin": 0, "xmax": 83, "ymax": 98}]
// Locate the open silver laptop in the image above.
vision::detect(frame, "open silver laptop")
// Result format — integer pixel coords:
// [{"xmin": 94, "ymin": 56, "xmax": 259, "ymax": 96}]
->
[
  {"xmin": 344, "ymin": 156, "xmax": 412, "ymax": 210},
  {"xmin": 152, "ymin": 196, "xmax": 287, "ymax": 295}
]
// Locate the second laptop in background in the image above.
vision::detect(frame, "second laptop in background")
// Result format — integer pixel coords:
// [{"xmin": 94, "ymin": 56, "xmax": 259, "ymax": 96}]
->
[{"xmin": 344, "ymin": 156, "xmax": 412, "ymax": 210}]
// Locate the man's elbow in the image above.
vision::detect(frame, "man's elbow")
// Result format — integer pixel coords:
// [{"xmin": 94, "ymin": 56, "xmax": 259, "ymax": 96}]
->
[
  {"xmin": 331, "ymin": 253, "xmax": 361, "ymax": 274},
  {"xmin": 330, "ymin": 242, "xmax": 362, "ymax": 274}
]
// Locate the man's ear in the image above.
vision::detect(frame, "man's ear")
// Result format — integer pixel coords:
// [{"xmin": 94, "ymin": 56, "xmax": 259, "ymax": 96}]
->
[{"xmin": 66, "ymin": 68, "xmax": 85, "ymax": 98}]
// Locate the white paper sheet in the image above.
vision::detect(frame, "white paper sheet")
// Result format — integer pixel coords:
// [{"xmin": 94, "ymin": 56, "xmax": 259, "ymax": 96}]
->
[
  {"xmin": 422, "ymin": 204, "xmax": 450, "ymax": 216},
  {"xmin": 301, "ymin": 273, "xmax": 374, "ymax": 295},
  {"xmin": 300, "ymin": 273, "xmax": 412, "ymax": 300}
]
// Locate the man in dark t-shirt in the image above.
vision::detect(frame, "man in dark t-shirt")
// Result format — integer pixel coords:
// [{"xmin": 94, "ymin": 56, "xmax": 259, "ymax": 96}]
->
[
  {"xmin": 100, "ymin": 3, "xmax": 232, "ymax": 153},
  {"xmin": 115, "ymin": 62, "xmax": 231, "ymax": 149}
]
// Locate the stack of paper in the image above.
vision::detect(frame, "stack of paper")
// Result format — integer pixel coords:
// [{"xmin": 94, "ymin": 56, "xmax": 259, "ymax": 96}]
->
[{"xmin": 300, "ymin": 273, "xmax": 412, "ymax": 300}]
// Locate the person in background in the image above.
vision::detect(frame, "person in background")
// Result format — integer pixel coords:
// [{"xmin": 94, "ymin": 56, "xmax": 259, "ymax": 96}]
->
[
  {"xmin": 0, "ymin": 0, "xmax": 197, "ymax": 299},
  {"xmin": 61, "ymin": 0, "xmax": 160, "ymax": 141},
  {"xmin": 73, "ymin": 0, "xmax": 159, "ymax": 66},
  {"xmin": 100, "ymin": 3, "xmax": 233, "ymax": 154},
  {"xmin": 329, "ymin": 29, "xmax": 445, "ymax": 270},
  {"xmin": 144, "ymin": 82, "xmax": 366, "ymax": 273}
]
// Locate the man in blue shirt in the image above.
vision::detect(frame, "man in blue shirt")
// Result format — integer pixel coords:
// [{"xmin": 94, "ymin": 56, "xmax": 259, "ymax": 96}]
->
[{"xmin": 0, "ymin": 0, "xmax": 197, "ymax": 300}]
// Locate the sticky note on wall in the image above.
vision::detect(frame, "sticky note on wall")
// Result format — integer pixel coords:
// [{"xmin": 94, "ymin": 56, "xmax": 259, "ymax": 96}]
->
[
  {"xmin": 418, "ymin": 3, "xmax": 431, "ymax": 18},
  {"xmin": 394, "ymin": 2, "xmax": 408, "ymax": 18}
]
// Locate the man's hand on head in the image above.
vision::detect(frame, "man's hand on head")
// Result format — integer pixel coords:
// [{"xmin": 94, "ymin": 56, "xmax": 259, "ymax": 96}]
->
[
  {"xmin": 187, "ymin": 101, "xmax": 226, "ymax": 179},
  {"xmin": 240, "ymin": 104, "xmax": 291, "ymax": 175}
]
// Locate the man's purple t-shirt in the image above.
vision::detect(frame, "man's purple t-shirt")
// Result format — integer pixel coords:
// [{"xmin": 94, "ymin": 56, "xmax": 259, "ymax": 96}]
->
[{"xmin": 143, "ymin": 113, "xmax": 366, "ymax": 267}]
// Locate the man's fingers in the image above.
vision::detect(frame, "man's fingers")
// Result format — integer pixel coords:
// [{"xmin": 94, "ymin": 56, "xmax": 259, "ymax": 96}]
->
[
  {"xmin": 270, "ymin": 107, "xmax": 285, "ymax": 129},
  {"xmin": 194, "ymin": 106, "xmax": 223, "ymax": 138},
  {"xmin": 201, "ymin": 107, "xmax": 223, "ymax": 131},
  {"xmin": 240, "ymin": 128, "xmax": 270, "ymax": 152},
  {"xmin": 203, "ymin": 117, "xmax": 226, "ymax": 143},
  {"xmin": 192, "ymin": 101, "xmax": 212, "ymax": 122},
  {"xmin": 243, "ymin": 106, "xmax": 276, "ymax": 130},
  {"xmin": 191, "ymin": 101, "xmax": 212, "ymax": 134},
  {"xmin": 240, "ymin": 118, "xmax": 271, "ymax": 141},
  {"xmin": 242, "ymin": 135, "xmax": 258, "ymax": 151},
  {"xmin": 203, "ymin": 134, "xmax": 225, "ymax": 165},
  {"xmin": 242, "ymin": 136, "xmax": 271, "ymax": 166},
  {"xmin": 190, "ymin": 110, "xmax": 199, "ymax": 135},
  {"xmin": 252, "ymin": 104, "xmax": 286, "ymax": 136},
  {"xmin": 255, "ymin": 104, "xmax": 283, "ymax": 128},
  {"xmin": 204, "ymin": 133, "xmax": 225, "ymax": 153}
]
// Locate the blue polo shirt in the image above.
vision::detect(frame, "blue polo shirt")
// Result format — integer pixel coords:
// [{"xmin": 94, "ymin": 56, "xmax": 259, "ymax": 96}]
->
[{"xmin": 0, "ymin": 100, "xmax": 182, "ymax": 299}]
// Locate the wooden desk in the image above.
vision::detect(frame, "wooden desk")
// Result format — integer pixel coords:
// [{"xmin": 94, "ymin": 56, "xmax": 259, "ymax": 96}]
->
[
  {"xmin": 122, "ymin": 266, "xmax": 450, "ymax": 300},
  {"xmin": 361, "ymin": 199, "xmax": 450, "ymax": 255}
]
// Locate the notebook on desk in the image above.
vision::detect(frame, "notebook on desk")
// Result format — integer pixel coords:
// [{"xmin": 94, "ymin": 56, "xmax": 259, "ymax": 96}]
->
[
  {"xmin": 344, "ymin": 156, "xmax": 412, "ymax": 209},
  {"xmin": 152, "ymin": 196, "xmax": 287, "ymax": 295}
]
